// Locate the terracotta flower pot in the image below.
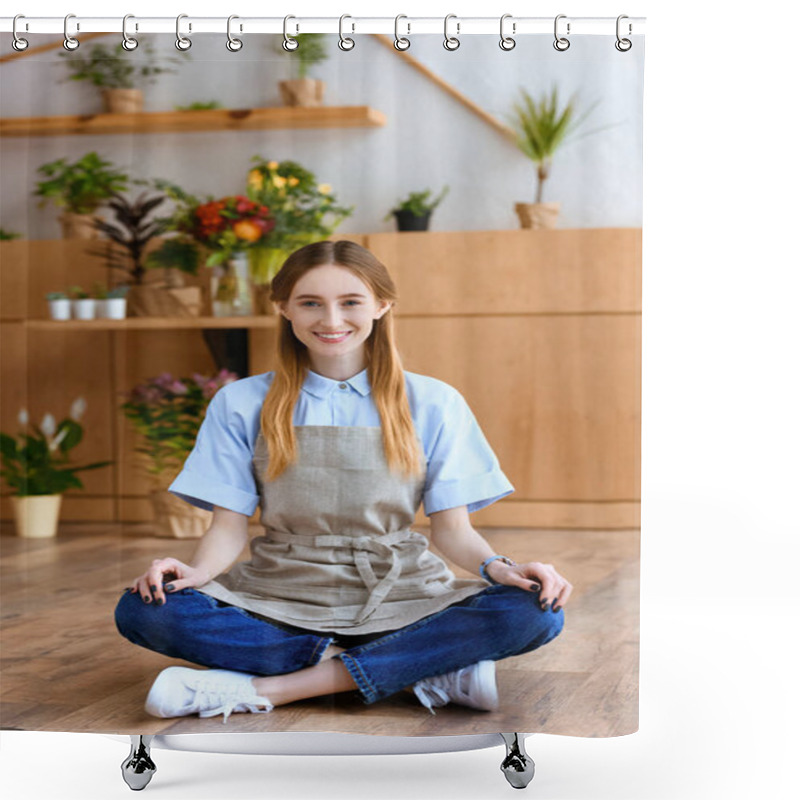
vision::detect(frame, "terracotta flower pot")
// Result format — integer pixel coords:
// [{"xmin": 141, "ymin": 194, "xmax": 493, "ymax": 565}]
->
[
  {"xmin": 148, "ymin": 489, "xmax": 213, "ymax": 539},
  {"xmin": 514, "ymin": 202, "xmax": 561, "ymax": 230},
  {"xmin": 58, "ymin": 212, "xmax": 99, "ymax": 240},
  {"xmin": 278, "ymin": 78, "xmax": 326, "ymax": 107},
  {"xmin": 11, "ymin": 494, "xmax": 62, "ymax": 538},
  {"xmin": 103, "ymin": 88, "xmax": 144, "ymax": 114}
]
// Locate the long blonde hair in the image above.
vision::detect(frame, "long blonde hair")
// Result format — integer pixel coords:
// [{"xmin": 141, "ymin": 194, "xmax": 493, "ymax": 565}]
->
[{"xmin": 260, "ymin": 240, "xmax": 424, "ymax": 481}]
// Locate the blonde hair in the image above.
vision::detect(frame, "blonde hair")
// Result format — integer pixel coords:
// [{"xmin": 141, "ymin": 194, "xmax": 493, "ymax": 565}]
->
[{"xmin": 260, "ymin": 240, "xmax": 424, "ymax": 481}]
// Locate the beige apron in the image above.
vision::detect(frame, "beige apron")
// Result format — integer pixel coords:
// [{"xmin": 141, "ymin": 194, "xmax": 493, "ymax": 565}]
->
[{"xmin": 197, "ymin": 425, "xmax": 488, "ymax": 635}]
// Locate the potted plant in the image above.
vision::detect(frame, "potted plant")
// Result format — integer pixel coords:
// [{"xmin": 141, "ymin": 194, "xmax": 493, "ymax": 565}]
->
[
  {"xmin": 245, "ymin": 158, "xmax": 353, "ymax": 312},
  {"xmin": 0, "ymin": 228, "xmax": 22, "ymax": 240},
  {"xmin": 46, "ymin": 291, "xmax": 71, "ymax": 320},
  {"xmin": 276, "ymin": 33, "xmax": 329, "ymax": 107},
  {"xmin": 120, "ymin": 370, "xmax": 238, "ymax": 538},
  {"xmin": 34, "ymin": 152, "xmax": 129, "ymax": 239},
  {"xmin": 87, "ymin": 189, "xmax": 199, "ymax": 318},
  {"xmin": 0, "ymin": 399, "xmax": 113, "ymax": 538},
  {"xmin": 59, "ymin": 39, "xmax": 183, "ymax": 114},
  {"xmin": 68, "ymin": 285, "xmax": 96, "ymax": 320},
  {"xmin": 507, "ymin": 87, "xmax": 599, "ymax": 230},
  {"xmin": 384, "ymin": 186, "xmax": 450, "ymax": 232},
  {"xmin": 148, "ymin": 181, "xmax": 278, "ymax": 317},
  {"xmin": 104, "ymin": 285, "xmax": 130, "ymax": 319}
]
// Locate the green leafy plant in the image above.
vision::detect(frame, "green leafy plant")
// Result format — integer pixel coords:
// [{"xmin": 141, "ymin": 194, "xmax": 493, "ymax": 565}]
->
[
  {"xmin": 59, "ymin": 40, "xmax": 183, "ymax": 90},
  {"xmin": 68, "ymin": 285, "xmax": 89, "ymax": 299},
  {"xmin": 174, "ymin": 101, "xmax": 222, "ymax": 111},
  {"xmin": 88, "ymin": 190, "xmax": 170, "ymax": 284},
  {"xmin": 46, "ymin": 291, "xmax": 69, "ymax": 300},
  {"xmin": 507, "ymin": 87, "xmax": 599, "ymax": 204},
  {"xmin": 34, "ymin": 152, "xmax": 129, "ymax": 215},
  {"xmin": 384, "ymin": 186, "xmax": 450, "ymax": 221},
  {"xmin": 0, "ymin": 399, "xmax": 112, "ymax": 496},
  {"xmin": 276, "ymin": 33, "xmax": 329, "ymax": 79},
  {"xmin": 0, "ymin": 228, "xmax": 22, "ymax": 240},
  {"xmin": 120, "ymin": 371, "xmax": 238, "ymax": 485}
]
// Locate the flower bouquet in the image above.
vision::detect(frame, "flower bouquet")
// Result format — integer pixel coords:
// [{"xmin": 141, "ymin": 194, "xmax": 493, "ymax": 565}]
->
[{"xmin": 120, "ymin": 370, "xmax": 238, "ymax": 537}]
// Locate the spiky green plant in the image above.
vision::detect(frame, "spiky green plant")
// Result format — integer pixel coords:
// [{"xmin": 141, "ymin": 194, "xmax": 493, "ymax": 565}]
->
[{"xmin": 508, "ymin": 87, "xmax": 598, "ymax": 204}]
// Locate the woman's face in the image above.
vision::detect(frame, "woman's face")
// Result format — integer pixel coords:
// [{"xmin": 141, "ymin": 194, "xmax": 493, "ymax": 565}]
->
[{"xmin": 277, "ymin": 264, "xmax": 392, "ymax": 378}]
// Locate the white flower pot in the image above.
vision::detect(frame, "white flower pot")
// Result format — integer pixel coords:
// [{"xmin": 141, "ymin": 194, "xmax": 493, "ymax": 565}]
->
[
  {"xmin": 11, "ymin": 494, "xmax": 62, "ymax": 538},
  {"xmin": 48, "ymin": 298, "xmax": 71, "ymax": 320},
  {"xmin": 104, "ymin": 298, "xmax": 127, "ymax": 319},
  {"xmin": 72, "ymin": 298, "xmax": 97, "ymax": 320}
]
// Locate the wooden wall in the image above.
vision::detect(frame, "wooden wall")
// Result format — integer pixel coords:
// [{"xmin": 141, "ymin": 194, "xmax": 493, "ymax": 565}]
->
[{"xmin": 1, "ymin": 229, "xmax": 641, "ymax": 529}]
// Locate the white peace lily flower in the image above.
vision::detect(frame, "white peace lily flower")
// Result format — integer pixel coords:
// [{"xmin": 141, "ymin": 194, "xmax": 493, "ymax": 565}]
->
[
  {"xmin": 40, "ymin": 413, "xmax": 57, "ymax": 437},
  {"xmin": 49, "ymin": 427, "xmax": 68, "ymax": 452},
  {"xmin": 70, "ymin": 396, "xmax": 87, "ymax": 421},
  {"xmin": 18, "ymin": 408, "xmax": 29, "ymax": 427}
]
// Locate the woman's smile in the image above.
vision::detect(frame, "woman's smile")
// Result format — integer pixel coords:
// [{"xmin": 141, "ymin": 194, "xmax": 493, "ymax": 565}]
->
[{"xmin": 313, "ymin": 331, "xmax": 353, "ymax": 343}]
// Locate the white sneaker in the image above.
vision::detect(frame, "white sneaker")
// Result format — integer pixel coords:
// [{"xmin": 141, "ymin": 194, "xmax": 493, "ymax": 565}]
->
[
  {"xmin": 412, "ymin": 660, "xmax": 499, "ymax": 715},
  {"xmin": 145, "ymin": 666, "xmax": 274, "ymax": 724}
]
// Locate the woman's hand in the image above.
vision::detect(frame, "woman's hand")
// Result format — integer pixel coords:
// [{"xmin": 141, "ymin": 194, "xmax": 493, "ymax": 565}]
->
[
  {"xmin": 128, "ymin": 558, "xmax": 211, "ymax": 606},
  {"xmin": 486, "ymin": 560, "xmax": 573, "ymax": 612}
]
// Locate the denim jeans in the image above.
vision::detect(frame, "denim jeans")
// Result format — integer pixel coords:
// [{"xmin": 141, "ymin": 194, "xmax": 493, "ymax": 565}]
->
[{"xmin": 114, "ymin": 584, "xmax": 564, "ymax": 705}]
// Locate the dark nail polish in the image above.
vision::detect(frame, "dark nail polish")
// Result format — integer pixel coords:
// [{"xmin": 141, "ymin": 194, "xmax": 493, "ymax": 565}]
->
[
  {"xmin": 552, "ymin": 605, "xmax": 561, "ymax": 613},
  {"xmin": 530, "ymin": 582, "xmax": 541, "ymax": 591},
  {"xmin": 165, "ymin": 584, "xmax": 175, "ymax": 592},
  {"xmin": 150, "ymin": 585, "xmax": 157, "ymax": 593},
  {"xmin": 144, "ymin": 596, "xmax": 151, "ymax": 603},
  {"xmin": 156, "ymin": 598, "xmax": 164, "ymax": 605},
  {"xmin": 541, "ymin": 600, "xmax": 550, "ymax": 611}
]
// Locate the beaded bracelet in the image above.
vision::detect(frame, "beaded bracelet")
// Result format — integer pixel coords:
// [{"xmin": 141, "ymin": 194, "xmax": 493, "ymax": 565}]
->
[{"xmin": 480, "ymin": 555, "xmax": 517, "ymax": 584}]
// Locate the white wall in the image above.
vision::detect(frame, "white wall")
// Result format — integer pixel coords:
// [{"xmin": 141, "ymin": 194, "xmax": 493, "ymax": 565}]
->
[{"xmin": 0, "ymin": 33, "xmax": 643, "ymax": 238}]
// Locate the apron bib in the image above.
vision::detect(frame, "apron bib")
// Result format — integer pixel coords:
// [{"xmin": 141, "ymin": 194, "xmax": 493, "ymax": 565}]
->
[{"xmin": 197, "ymin": 425, "xmax": 488, "ymax": 635}]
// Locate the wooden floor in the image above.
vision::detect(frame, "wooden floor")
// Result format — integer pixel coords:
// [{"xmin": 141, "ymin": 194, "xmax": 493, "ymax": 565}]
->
[{"xmin": 0, "ymin": 522, "xmax": 639, "ymax": 737}]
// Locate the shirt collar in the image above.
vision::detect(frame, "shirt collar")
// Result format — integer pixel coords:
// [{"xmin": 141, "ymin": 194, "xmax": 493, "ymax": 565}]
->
[{"xmin": 302, "ymin": 367, "xmax": 372, "ymax": 399}]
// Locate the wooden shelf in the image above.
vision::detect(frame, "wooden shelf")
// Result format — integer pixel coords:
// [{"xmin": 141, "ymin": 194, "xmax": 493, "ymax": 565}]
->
[
  {"xmin": 0, "ymin": 105, "xmax": 387, "ymax": 138},
  {"xmin": 22, "ymin": 315, "xmax": 279, "ymax": 330}
]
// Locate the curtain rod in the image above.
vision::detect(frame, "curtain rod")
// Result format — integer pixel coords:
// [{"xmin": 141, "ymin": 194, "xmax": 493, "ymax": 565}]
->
[{"xmin": 0, "ymin": 16, "xmax": 646, "ymax": 37}]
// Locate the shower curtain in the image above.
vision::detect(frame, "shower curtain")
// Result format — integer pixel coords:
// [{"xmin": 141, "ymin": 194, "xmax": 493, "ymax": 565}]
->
[{"xmin": 0, "ymin": 22, "xmax": 644, "ymax": 740}]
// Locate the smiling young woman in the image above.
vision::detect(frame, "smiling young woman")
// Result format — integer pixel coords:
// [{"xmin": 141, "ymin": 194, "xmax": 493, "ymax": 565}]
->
[{"xmin": 114, "ymin": 239, "xmax": 571, "ymax": 723}]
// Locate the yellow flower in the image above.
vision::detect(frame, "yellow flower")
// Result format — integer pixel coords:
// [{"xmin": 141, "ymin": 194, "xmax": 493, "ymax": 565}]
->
[
  {"xmin": 247, "ymin": 170, "xmax": 264, "ymax": 189},
  {"xmin": 318, "ymin": 184, "xmax": 332, "ymax": 194},
  {"xmin": 267, "ymin": 161, "xmax": 279, "ymax": 170},
  {"xmin": 272, "ymin": 175, "xmax": 287, "ymax": 189},
  {"xmin": 233, "ymin": 220, "xmax": 262, "ymax": 242},
  {"xmin": 288, "ymin": 176, "xmax": 299, "ymax": 187}
]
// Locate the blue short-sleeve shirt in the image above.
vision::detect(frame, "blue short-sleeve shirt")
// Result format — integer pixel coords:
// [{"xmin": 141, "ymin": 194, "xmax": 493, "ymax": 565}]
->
[{"xmin": 168, "ymin": 368, "xmax": 514, "ymax": 517}]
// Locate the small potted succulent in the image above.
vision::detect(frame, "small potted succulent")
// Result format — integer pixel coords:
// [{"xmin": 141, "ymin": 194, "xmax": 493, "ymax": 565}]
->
[
  {"xmin": 0, "ymin": 399, "xmax": 113, "ymax": 538},
  {"xmin": 68, "ymin": 285, "xmax": 96, "ymax": 320},
  {"xmin": 59, "ymin": 39, "xmax": 183, "ymax": 114},
  {"xmin": 34, "ymin": 152, "xmax": 129, "ymax": 239},
  {"xmin": 384, "ymin": 186, "xmax": 450, "ymax": 232},
  {"xmin": 276, "ymin": 33, "xmax": 329, "ymax": 107},
  {"xmin": 104, "ymin": 285, "xmax": 130, "ymax": 319},
  {"xmin": 46, "ymin": 291, "xmax": 71, "ymax": 320}
]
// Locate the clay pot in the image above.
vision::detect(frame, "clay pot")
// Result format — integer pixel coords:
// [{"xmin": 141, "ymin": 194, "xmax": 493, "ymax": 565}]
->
[
  {"xmin": 58, "ymin": 212, "xmax": 99, "ymax": 240},
  {"xmin": 278, "ymin": 78, "xmax": 326, "ymax": 107},
  {"xmin": 102, "ymin": 88, "xmax": 144, "ymax": 114},
  {"xmin": 11, "ymin": 494, "xmax": 62, "ymax": 538},
  {"xmin": 514, "ymin": 202, "xmax": 561, "ymax": 230}
]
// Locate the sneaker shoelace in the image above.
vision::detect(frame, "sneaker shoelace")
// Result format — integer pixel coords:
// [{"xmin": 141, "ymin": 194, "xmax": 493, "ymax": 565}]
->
[
  {"xmin": 191, "ymin": 681, "xmax": 273, "ymax": 724},
  {"xmin": 413, "ymin": 667, "xmax": 469, "ymax": 716}
]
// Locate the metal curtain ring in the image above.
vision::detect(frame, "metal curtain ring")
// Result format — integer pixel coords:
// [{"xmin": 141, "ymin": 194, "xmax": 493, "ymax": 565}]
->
[
  {"xmin": 282, "ymin": 15, "xmax": 298, "ymax": 51},
  {"xmin": 554, "ymin": 14, "xmax": 570, "ymax": 51},
  {"xmin": 121, "ymin": 14, "xmax": 138, "ymax": 51},
  {"xmin": 443, "ymin": 14, "xmax": 460, "ymax": 51},
  {"xmin": 499, "ymin": 14, "xmax": 516, "ymax": 51},
  {"xmin": 175, "ymin": 14, "xmax": 192, "ymax": 51},
  {"xmin": 394, "ymin": 14, "xmax": 411, "ymax": 51},
  {"xmin": 615, "ymin": 14, "xmax": 632, "ymax": 51},
  {"xmin": 12, "ymin": 15, "xmax": 29, "ymax": 51},
  {"xmin": 339, "ymin": 14, "xmax": 355, "ymax": 51},
  {"xmin": 63, "ymin": 13, "xmax": 79, "ymax": 51},
  {"xmin": 226, "ymin": 15, "xmax": 243, "ymax": 51}
]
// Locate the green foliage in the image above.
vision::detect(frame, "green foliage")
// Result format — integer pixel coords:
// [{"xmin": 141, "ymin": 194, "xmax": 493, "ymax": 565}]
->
[
  {"xmin": 507, "ymin": 87, "xmax": 599, "ymax": 203},
  {"xmin": 120, "ymin": 371, "xmax": 237, "ymax": 483},
  {"xmin": 68, "ymin": 285, "xmax": 89, "ymax": 299},
  {"xmin": 59, "ymin": 39, "xmax": 183, "ymax": 90},
  {"xmin": 276, "ymin": 33, "xmax": 329, "ymax": 79},
  {"xmin": 0, "ymin": 402, "xmax": 112, "ymax": 496},
  {"xmin": 0, "ymin": 228, "xmax": 22, "ymax": 240},
  {"xmin": 34, "ymin": 152, "xmax": 129, "ymax": 214},
  {"xmin": 384, "ymin": 186, "xmax": 450, "ymax": 220},
  {"xmin": 174, "ymin": 101, "xmax": 222, "ymax": 111},
  {"xmin": 143, "ymin": 236, "xmax": 202, "ymax": 275}
]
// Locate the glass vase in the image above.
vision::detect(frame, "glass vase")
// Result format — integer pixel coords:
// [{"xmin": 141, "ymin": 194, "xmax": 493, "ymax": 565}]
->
[{"xmin": 211, "ymin": 252, "xmax": 253, "ymax": 317}]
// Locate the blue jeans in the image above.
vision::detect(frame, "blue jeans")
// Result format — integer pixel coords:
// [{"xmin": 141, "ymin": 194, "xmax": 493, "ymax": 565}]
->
[{"xmin": 114, "ymin": 585, "xmax": 564, "ymax": 705}]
